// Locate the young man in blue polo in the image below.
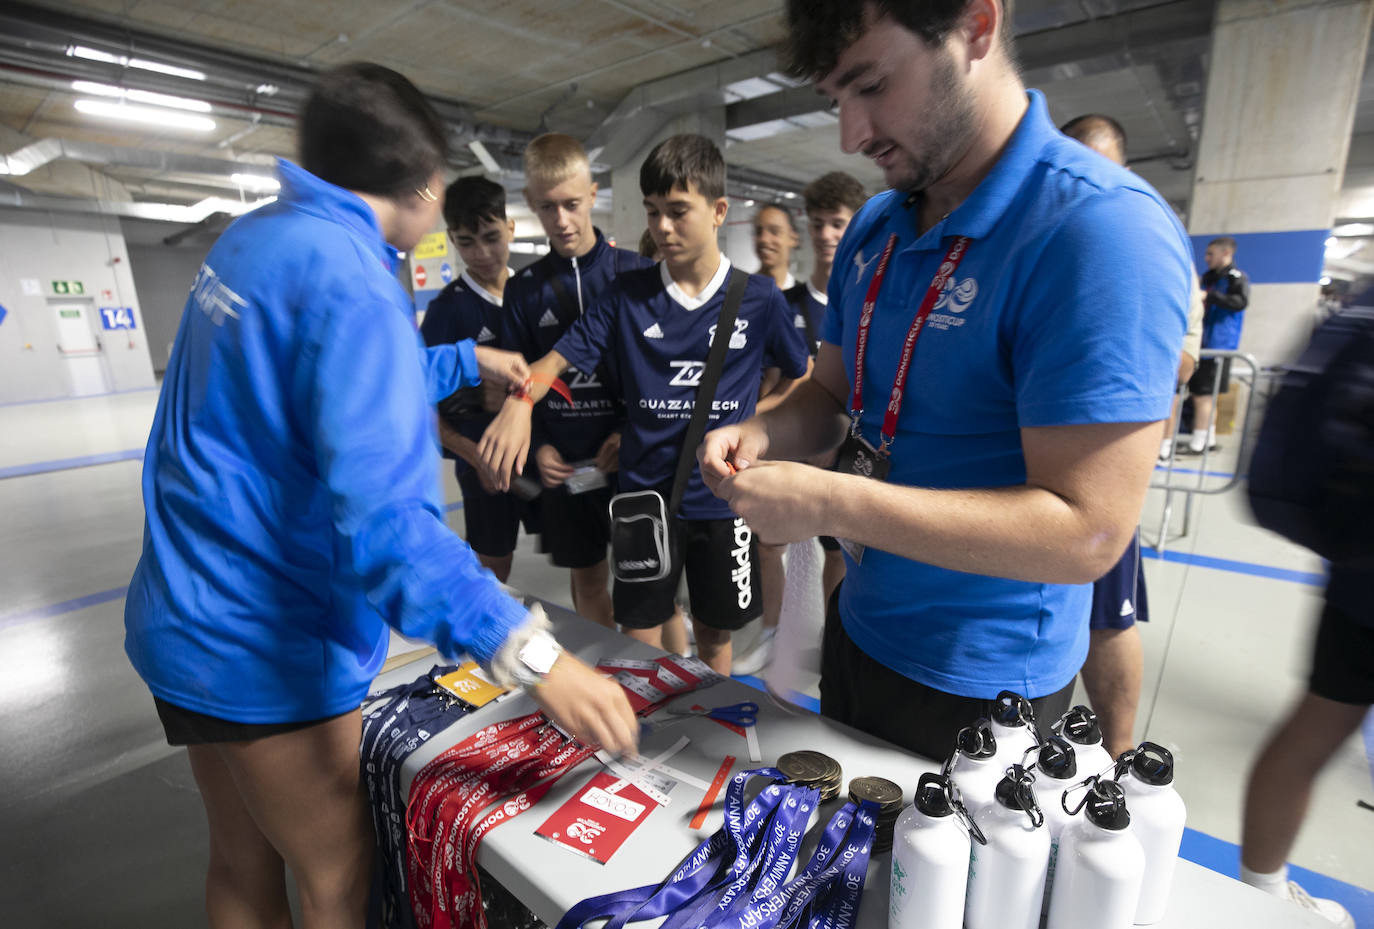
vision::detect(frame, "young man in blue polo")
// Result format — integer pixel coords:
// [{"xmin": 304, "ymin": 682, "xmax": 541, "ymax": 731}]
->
[
  {"xmin": 701, "ymin": 0, "xmax": 1190, "ymax": 755},
  {"xmin": 481, "ymin": 134, "xmax": 811, "ymax": 674},
  {"xmin": 500, "ymin": 134, "xmax": 652, "ymax": 629},
  {"xmin": 421, "ymin": 175, "xmax": 538, "ymax": 584}
]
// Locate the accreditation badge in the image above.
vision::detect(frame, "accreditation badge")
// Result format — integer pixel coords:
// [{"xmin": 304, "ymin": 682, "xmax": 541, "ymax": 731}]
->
[{"xmin": 833, "ymin": 432, "xmax": 890, "ymax": 564}]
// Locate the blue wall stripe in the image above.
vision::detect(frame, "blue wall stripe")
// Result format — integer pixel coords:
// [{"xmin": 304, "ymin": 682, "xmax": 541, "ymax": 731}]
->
[
  {"xmin": 0, "ymin": 448, "xmax": 145, "ymax": 480},
  {"xmin": 1141, "ymin": 547, "xmax": 1326, "ymax": 587},
  {"xmin": 1190, "ymin": 230, "xmax": 1327, "ymax": 285},
  {"xmin": 0, "ymin": 585, "xmax": 128, "ymax": 632}
]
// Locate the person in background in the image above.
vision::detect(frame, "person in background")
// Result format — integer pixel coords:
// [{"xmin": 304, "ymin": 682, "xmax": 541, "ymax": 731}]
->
[
  {"xmin": 123, "ymin": 63, "xmax": 636, "ymax": 929},
  {"xmin": 638, "ymin": 227, "xmax": 660, "ymax": 261},
  {"xmin": 421, "ymin": 175, "xmax": 539, "ymax": 584},
  {"xmin": 701, "ymin": 0, "xmax": 1190, "ymax": 759},
  {"xmin": 501, "ymin": 134, "xmax": 653, "ymax": 629},
  {"xmin": 733, "ymin": 174, "xmax": 868, "ymax": 675},
  {"xmin": 1184, "ymin": 236, "xmax": 1250, "ymax": 454},
  {"xmin": 1059, "ymin": 112, "xmax": 1195, "ymax": 758},
  {"xmin": 480, "ymin": 134, "xmax": 810, "ymax": 675}
]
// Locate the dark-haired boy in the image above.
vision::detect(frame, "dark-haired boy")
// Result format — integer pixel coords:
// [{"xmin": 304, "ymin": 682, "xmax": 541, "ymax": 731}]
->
[
  {"xmin": 481, "ymin": 134, "xmax": 811, "ymax": 674},
  {"xmin": 420, "ymin": 175, "xmax": 537, "ymax": 584}
]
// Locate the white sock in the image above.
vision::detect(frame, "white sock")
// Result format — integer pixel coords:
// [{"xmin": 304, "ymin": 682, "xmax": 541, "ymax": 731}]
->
[
  {"xmin": 1159, "ymin": 437, "xmax": 1173, "ymax": 458},
  {"xmin": 1188, "ymin": 431, "xmax": 1207, "ymax": 451},
  {"xmin": 1240, "ymin": 863, "xmax": 1288, "ymax": 897}
]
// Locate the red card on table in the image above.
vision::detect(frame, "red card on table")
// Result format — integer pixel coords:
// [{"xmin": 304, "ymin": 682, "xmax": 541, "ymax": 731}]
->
[{"xmin": 535, "ymin": 772, "xmax": 660, "ymax": 864}]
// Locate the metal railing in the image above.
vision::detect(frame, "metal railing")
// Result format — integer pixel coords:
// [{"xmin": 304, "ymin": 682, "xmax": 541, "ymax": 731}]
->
[{"xmin": 1146, "ymin": 349, "xmax": 1267, "ymax": 552}]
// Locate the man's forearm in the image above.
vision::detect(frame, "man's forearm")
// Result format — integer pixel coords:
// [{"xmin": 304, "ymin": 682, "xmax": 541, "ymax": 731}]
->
[
  {"xmin": 824, "ymin": 474, "xmax": 1134, "ymax": 585},
  {"xmin": 756, "ymin": 378, "xmax": 849, "ymax": 461}
]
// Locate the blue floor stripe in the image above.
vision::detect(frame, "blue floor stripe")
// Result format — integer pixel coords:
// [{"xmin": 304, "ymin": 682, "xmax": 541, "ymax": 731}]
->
[
  {"xmin": 1180, "ymin": 828, "xmax": 1373, "ymax": 924},
  {"xmin": 1154, "ymin": 464, "xmax": 1237, "ymax": 480},
  {"xmin": 0, "ymin": 585, "xmax": 128, "ymax": 632},
  {"xmin": 0, "ymin": 448, "xmax": 144, "ymax": 479},
  {"xmin": 1141, "ymin": 547, "xmax": 1327, "ymax": 588},
  {"xmin": 0, "ymin": 385, "xmax": 159, "ymax": 409}
]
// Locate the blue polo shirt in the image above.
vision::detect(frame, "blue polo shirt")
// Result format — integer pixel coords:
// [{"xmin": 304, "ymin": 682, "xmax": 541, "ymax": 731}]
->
[
  {"xmin": 124, "ymin": 159, "xmax": 528, "ymax": 723},
  {"xmin": 557, "ymin": 259, "xmax": 810, "ymax": 519},
  {"xmin": 822, "ymin": 90, "xmax": 1190, "ymax": 700},
  {"xmin": 421, "ymin": 272, "xmax": 505, "ymax": 476}
]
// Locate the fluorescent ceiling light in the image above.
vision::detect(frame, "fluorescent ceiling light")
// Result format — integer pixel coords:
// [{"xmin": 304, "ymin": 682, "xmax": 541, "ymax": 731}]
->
[
  {"xmin": 255, "ymin": 83, "xmax": 279, "ymax": 96},
  {"xmin": 230, "ymin": 172, "xmax": 281, "ymax": 192},
  {"xmin": 71, "ymin": 80, "xmax": 211, "ymax": 113},
  {"xmin": 74, "ymin": 98, "xmax": 216, "ymax": 132},
  {"xmin": 468, "ymin": 140, "xmax": 502, "ymax": 174},
  {"xmin": 1332, "ymin": 222, "xmax": 1374, "ymax": 238},
  {"xmin": 67, "ymin": 45, "xmax": 206, "ymax": 81}
]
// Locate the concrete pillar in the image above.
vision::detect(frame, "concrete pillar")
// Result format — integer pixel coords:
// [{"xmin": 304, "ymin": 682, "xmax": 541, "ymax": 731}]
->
[
  {"xmin": 608, "ymin": 106, "xmax": 726, "ymax": 256},
  {"xmin": 1187, "ymin": 0, "xmax": 1373, "ymax": 364}
]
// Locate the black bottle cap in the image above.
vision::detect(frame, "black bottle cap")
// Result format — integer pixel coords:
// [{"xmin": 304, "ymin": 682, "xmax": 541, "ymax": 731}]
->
[
  {"xmin": 957, "ymin": 720, "xmax": 997, "ymax": 760},
  {"xmin": 1129, "ymin": 742, "xmax": 1176, "ymax": 786},
  {"xmin": 1036, "ymin": 736, "xmax": 1078, "ymax": 780},
  {"xmin": 915, "ymin": 773, "xmax": 954, "ymax": 817},
  {"xmin": 1060, "ymin": 705, "xmax": 1103, "ymax": 747},
  {"xmin": 992, "ymin": 690, "xmax": 1032, "ymax": 728},
  {"xmin": 1084, "ymin": 780, "xmax": 1131, "ymax": 831},
  {"xmin": 994, "ymin": 765, "xmax": 1037, "ymax": 812}
]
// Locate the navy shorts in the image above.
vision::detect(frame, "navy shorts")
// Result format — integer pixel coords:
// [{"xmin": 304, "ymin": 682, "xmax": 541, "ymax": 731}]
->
[
  {"xmin": 1089, "ymin": 532, "xmax": 1149, "ymax": 631},
  {"xmin": 155, "ymin": 697, "xmax": 354, "ymax": 746},
  {"xmin": 457, "ymin": 468, "xmax": 542, "ymax": 559},
  {"xmin": 540, "ymin": 484, "xmax": 612, "ymax": 569},
  {"xmin": 614, "ymin": 515, "xmax": 762, "ymax": 632},
  {"xmin": 1310, "ymin": 601, "xmax": 1374, "ymax": 705}
]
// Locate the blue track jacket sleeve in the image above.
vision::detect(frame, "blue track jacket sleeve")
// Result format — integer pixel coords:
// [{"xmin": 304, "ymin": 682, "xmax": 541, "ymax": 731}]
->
[
  {"xmin": 422, "ymin": 339, "xmax": 480, "ymax": 404},
  {"xmin": 303, "ymin": 278, "xmax": 527, "ymax": 664}
]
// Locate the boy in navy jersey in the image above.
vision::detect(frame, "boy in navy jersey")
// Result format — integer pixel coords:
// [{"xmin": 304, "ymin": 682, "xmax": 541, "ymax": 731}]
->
[
  {"xmin": 420, "ymin": 176, "xmax": 537, "ymax": 584},
  {"xmin": 481, "ymin": 134, "xmax": 810, "ymax": 673},
  {"xmin": 500, "ymin": 134, "xmax": 652, "ymax": 629}
]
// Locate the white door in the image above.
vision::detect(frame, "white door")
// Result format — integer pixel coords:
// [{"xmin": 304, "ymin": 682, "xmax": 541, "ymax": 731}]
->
[{"xmin": 52, "ymin": 301, "xmax": 111, "ymax": 396}]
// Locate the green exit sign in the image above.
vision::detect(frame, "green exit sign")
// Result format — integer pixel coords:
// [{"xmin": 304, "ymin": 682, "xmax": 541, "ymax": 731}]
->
[{"xmin": 51, "ymin": 280, "xmax": 85, "ymax": 295}]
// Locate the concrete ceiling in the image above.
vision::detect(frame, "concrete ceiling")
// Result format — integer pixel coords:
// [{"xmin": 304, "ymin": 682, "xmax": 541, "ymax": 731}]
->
[{"xmin": 0, "ymin": 0, "xmax": 1370, "ymax": 250}]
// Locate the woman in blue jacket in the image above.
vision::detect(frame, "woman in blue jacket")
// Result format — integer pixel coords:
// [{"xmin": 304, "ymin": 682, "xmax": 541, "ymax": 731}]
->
[{"xmin": 124, "ymin": 63, "xmax": 636, "ymax": 928}]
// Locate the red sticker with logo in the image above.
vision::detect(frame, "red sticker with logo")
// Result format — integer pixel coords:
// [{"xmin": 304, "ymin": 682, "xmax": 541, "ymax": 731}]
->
[{"xmin": 535, "ymin": 772, "xmax": 660, "ymax": 864}]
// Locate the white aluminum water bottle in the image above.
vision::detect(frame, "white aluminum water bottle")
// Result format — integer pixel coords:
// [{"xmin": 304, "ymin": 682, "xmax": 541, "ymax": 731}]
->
[
  {"xmin": 890, "ymin": 773, "xmax": 971, "ymax": 929},
  {"xmin": 1115, "ymin": 743, "xmax": 1186, "ymax": 925},
  {"xmin": 1033, "ymin": 736, "xmax": 1082, "ymax": 918},
  {"xmin": 1056, "ymin": 705, "xmax": 1115, "ymax": 779},
  {"xmin": 1047, "ymin": 778, "xmax": 1145, "ymax": 929},
  {"xmin": 990, "ymin": 690, "xmax": 1040, "ymax": 772},
  {"xmin": 965, "ymin": 766, "xmax": 1049, "ymax": 929},
  {"xmin": 949, "ymin": 719, "xmax": 1002, "ymax": 821}
]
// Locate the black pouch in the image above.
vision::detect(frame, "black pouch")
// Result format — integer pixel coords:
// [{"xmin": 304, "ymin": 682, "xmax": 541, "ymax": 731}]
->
[
  {"xmin": 608, "ymin": 490, "xmax": 671, "ymax": 583},
  {"xmin": 437, "ymin": 386, "xmax": 486, "ymax": 430}
]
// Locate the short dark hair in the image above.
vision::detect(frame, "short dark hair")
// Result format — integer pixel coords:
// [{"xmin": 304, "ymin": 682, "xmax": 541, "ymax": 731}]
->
[
  {"xmin": 1060, "ymin": 113, "xmax": 1128, "ymax": 160},
  {"xmin": 443, "ymin": 175, "xmax": 507, "ymax": 233},
  {"xmin": 783, "ymin": 0, "xmax": 1015, "ymax": 79},
  {"xmin": 299, "ymin": 62, "xmax": 448, "ymax": 199},
  {"xmin": 803, "ymin": 171, "xmax": 868, "ymax": 216},
  {"xmin": 754, "ymin": 202, "xmax": 798, "ymax": 234},
  {"xmin": 640, "ymin": 134, "xmax": 725, "ymax": 202},
  {"xmin": 1208, "ymin": 236, "xmax": 1237, "ymax": 253}
]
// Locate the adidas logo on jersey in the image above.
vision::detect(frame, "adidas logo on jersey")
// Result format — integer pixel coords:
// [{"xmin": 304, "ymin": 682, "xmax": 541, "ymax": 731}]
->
[
  {"xmin": 538, "ymin": 309, "xmax": 560, "ymax": 328},
  {"xmin": 643, "ymin": 322, "xmax": 665, "ymax": 339},
  {"xmin": 794, "ymin": 314, "xmax": 807, "ymax": 328},
  {"xmin": 1120, "ymin": 598, "xmax": 1135, "ymax": 617},
  {"xmin": 476, "ymin": 326, "xmax": 496, "ymax": 343}
]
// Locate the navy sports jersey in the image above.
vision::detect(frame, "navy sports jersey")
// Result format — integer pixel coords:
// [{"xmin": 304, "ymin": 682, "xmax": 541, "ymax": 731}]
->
[
  {"xmin": 783, "ymin": 280, "xmax": 827, "ymax": 356},
  {"xmin": 556, "ymin": 259, "xmax": 810, "ymax": 519},
  {"xmin": 420, "ymin": 271, "xmax": 504, "ymax": 475},
  {"xmin": 501, "ymin": 230, "xmax": 652, "ymax": 462}
]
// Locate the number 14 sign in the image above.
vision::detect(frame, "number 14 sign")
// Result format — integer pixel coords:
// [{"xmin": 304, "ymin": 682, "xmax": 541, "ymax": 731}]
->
[{"xmin": 99, "ymin": 307, "xmax": 136, "ymax": 330}]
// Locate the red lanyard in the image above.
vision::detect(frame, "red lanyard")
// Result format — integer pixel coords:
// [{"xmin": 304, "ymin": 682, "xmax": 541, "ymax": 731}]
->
[{"xmin": 850, "ymin": 233, "xmax": 972, "ymax": 455}]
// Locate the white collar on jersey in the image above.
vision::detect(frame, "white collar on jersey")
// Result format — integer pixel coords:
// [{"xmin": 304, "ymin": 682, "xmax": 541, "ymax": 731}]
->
[
  {"xmin": 460, "ymin": 268, "xmax": 510, "ymax": 307},
  {"xmin": 780, "ymin": 272, "xmax": 797, "ymax": 290},
  {"xmin": 662, "ymin": 256, "xmax": 732, "ymax": 311},
  {"xmin": 806, "ymin": 280, "xmax": 828, "ymax": 305}
]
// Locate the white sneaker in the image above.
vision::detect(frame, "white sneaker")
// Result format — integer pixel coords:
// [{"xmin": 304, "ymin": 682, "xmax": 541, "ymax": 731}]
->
[
  {"xmin": 1283, "ymin": 881, "xmax": 1355, "ymax": 928},
  {"xmin": 1158, "ymin": 438, "xmax": 1174, "ymax": 462},
  {"xmin": 731, "ymin": 626, "xmax": 776, "ymax": 676}
]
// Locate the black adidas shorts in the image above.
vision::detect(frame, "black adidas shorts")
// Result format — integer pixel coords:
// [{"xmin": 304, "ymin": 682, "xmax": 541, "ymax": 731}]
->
[
  {"xmin": 1089, "ymin": 532, "xmax": 1149, "ymax": 631},
  {"xmin": 1310, "ymin": 601, "xmax": 1374, "ymax": 705},
  {"xmin": 614, "ymin": 515, "xmax": 762, "ymax": 632},
  {"xmin": 458, "ymin": 469, "xmax": 542, "ymax": 559},
  {"xmin": 541, "ymin": 484, "xmax": 612, "ymax": 569}
]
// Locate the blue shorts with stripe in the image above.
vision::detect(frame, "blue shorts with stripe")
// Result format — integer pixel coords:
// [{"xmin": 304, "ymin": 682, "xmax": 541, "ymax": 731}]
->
[{"xmin": 1090, "ymin": 532, "xmax": 1149, "ymax": 631}]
